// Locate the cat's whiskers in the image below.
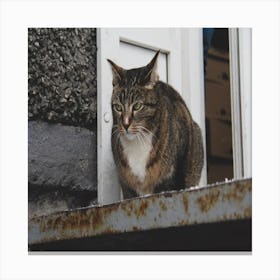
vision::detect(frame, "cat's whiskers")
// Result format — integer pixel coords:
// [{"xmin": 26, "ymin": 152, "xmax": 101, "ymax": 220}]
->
[
  {"xmin": 138, "ymin": 125, "xmax": 169, "ymax": 165},
  {"xmin": 139, "ymin": 130, "xmax": 169, "ymax": 167},
  {"xmin": 137, "ymin": 131, "xmax": 149, "ymax": 151},
  {"xmin": 137, "ymin": 125, "xmax": 158, "ymax": 140},
  {"xmin": 112, "ymin": 128, "xmax": 119, "ymax": 136},
  {"xmin": 135, "ymin": 133, "xmax": 144, "ymax": 150},
  {"xmin": 112, "ymin": 128, "xmax": 122, "ymax": 154}
]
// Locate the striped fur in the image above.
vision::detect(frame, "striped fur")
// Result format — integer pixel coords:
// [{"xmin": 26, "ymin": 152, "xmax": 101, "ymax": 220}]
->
[{"xmin": 108, "ymin": 51, "xmax": 204, "ymax": 199}]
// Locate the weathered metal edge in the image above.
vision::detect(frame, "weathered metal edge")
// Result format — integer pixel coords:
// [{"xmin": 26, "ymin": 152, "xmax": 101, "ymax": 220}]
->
[{"xmin": 28, "ymin": 178, "xmax": 252, "ymax": 245}]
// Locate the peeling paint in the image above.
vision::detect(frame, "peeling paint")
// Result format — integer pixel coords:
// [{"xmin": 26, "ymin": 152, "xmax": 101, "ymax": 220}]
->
[
  {"xmin": 29, "ymin": 178, "xmax": 252, "ymax": 245},
  {"xmin": 182, "ymin": 195, "xmax": 189, "ymax": 213},
  {"xmin": 196, "ymin": 189, "xmax": 220, "ymax": 212}
]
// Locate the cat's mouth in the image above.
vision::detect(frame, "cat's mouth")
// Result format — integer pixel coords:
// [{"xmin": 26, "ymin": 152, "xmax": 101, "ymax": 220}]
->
[
  {"xmin": 120, "ymin": 128, "xmax": 139, "ymax": 141},
  {"xmin": 123, "ymin": 132, "xmax": 137, "ymax": 141},
  {"xmin": 119, "ymin": 126, "xmax": 152, "ymax": 142}
]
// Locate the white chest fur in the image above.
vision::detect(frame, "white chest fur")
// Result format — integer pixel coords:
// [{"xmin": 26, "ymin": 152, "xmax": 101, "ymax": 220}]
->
[{"xmin": 120, "ymin": 133, "xmax": 153, "ymax": 182}]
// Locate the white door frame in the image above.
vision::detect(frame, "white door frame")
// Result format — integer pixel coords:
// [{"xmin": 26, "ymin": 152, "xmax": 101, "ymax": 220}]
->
[
  {"xmin": 97, "ymin": 28, "xmax": 206, "ymax": 205},
  {"xmin": 181, "ymin": 29, "xmax": 207, "ymax": 187},
  {"xmin": 238, "ymin": 28, "xmax": 252, "ymax": 178},
  {"xmin": 229, "ymin": 28, "xmax": 252, "ymax": 179}
]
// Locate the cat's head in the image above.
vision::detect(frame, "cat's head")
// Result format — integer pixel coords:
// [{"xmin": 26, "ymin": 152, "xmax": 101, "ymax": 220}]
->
[{"xmin": 108, "ymin": 51, "xmax": 160, "ymax": 141}]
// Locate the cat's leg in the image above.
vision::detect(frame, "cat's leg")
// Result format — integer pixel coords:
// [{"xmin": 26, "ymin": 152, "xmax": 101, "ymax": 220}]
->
[{"xmin": 121, "ymin": 183, "xmax": 138, "ymax": 199}]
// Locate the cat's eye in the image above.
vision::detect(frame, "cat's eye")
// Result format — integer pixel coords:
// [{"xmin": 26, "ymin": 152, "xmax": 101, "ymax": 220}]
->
[
  {"xmin": 113, "ymin": 104, "xmax": 122, "ymax": 112},
  {"xmin": 133, "ymin": 102, "xmax": 143, "ymax": 111}
]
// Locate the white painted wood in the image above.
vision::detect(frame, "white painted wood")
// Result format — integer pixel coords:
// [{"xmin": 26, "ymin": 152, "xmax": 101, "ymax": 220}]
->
[
  {"xmin": 181, "ymin": 28, "xmax": 207, "ymax": 187},
  {"xmin": 97, "ymin": 29, "xmax": 121, "ymax": 205},
  {"xmin": 166, "ymin": 29, "xmax": 183, "ymax": 94},
  {"xmin": 239, "ymin": 28, "xmax": 252, "ymax": 178},
  {"xmin": 117, "ymin": 28, "xmax": 178, "ymax": 53},
  {"xmin": 229, "ymin": 28, "xmax": 244, "ymax": 179},
  {"xmin": 98, "ymin": 28, "xmax": 206, "ymax": 204}
]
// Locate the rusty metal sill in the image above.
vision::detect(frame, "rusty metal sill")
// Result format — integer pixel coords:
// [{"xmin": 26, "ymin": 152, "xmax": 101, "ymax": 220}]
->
[{"xmin": 28, "ymin": 178, "xmax": 252, "ymax": 251}]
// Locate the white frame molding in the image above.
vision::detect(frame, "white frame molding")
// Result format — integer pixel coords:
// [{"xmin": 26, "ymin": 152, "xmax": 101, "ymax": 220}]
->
[
  {"xmin": 229, "ymin": 28, "xmax": 252, "ymax": 179},
  {"xmin": 97, "ymin": 29, "xmax": 121, "ymax": 205},
  {"xmin": 238, "ymin": 29, "xmax": 252, "ymax": 178},
  {"xmin": 229, "ymin": 28, "xmax": 244, "ymax": 179}
]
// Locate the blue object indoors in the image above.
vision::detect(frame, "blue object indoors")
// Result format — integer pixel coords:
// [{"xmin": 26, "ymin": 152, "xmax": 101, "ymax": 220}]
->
[{"xmin": 203, "ymin": 28, "xmax": 214, "ymax": 76}]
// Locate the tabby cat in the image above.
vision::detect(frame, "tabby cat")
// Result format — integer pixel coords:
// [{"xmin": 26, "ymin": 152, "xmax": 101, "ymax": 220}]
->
[{"xmin": 108, "ymin": 50, "xmax": 204, "ymax": 199}]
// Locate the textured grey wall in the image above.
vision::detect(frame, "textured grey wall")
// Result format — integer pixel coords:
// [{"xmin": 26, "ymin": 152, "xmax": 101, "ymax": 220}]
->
[
  {"xmin": 28, "ymin": 28, "xmax": 97, "ymax": 129},
  {"xmin": 29, "ymin": 121, "xmax": 97, "ymax": 191},
  {"xmin": 28, "ymin": 28, "xmax": 98, "ymax": 217}
]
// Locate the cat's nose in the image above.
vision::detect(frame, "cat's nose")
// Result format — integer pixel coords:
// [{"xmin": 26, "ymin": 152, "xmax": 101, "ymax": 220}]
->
[
  {"xmin": 123, "ymin": 123, "xmax": 130, "ymax": 131},
  {"xmin": 123, "ymin": 116, "xmax": 132, "ymax": 131}
]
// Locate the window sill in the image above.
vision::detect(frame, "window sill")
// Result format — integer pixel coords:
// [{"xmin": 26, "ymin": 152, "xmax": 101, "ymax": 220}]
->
[{"xmin": 29, "ymin": 178, "xmax": 252, "ymax": 251}]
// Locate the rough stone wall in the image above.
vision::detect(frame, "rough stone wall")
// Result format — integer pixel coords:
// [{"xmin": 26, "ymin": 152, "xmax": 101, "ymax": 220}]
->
[
  {"xmin": 28, "ymin": 28, "xmax": 98, "ymax": 217},
  {"xmin": 28, "ymin": 28, "xmax": 97, "ymax": 129}
]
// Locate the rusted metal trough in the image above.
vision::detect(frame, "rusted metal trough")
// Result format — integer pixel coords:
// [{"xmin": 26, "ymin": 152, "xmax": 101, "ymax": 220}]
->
[{"xmin": 29, "ymin": 178, "xmax": 252, "ymax": 251}]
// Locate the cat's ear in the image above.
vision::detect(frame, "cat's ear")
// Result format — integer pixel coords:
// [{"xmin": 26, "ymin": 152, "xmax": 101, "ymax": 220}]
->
[
  {"xmin": 107, "ymin": 59, "xmax": 124, "ymax": 87},
  {"xmin": 143, "ymin": 50, "xmax": 160, "ymax": 89}
]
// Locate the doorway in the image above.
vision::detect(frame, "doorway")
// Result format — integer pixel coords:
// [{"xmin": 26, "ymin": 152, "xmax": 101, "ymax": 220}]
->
[{"xmin": 204, "ymin": 28, "xmax": 234, "ymax": 184}]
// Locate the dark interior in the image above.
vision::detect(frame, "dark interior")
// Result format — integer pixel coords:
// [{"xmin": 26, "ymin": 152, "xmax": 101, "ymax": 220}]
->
[{"xmin": 204, "ymin": 28, "xmax": 234, "ymax": 184}]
